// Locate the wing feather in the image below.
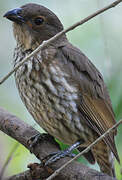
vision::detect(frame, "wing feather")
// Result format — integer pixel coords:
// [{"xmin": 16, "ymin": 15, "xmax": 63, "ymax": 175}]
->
[
  {"xmin": 80, "ymin": 95, "xmax": 120, "ymax": 162},
  {"xmin": 60, "ymin": 43, "xmax": 120, "ymax": 162}
]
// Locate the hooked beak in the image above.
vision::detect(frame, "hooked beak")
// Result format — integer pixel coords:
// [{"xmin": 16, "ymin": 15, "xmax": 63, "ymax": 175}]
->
[{"xmin": 3, "ymin": 8, "xmax": 24, "ymax": 23}]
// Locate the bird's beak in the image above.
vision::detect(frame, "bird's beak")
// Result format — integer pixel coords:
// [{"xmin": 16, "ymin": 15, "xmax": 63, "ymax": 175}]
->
[{"xmin": 3, "ymin": 8, "xmax": 24, "ymax": 23}]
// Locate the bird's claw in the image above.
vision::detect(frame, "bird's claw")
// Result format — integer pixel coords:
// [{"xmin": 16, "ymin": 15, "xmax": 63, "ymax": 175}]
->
[
  {"xmin": 42, "ymin": 141, "xmax": 82, "ymax": 166},
  {"xmin": 42, "ymin": 149, "xmax": 76, "ymax": 166},
  {"xmin": 28, "ymin": 133, "xmax": 60, "ymax": 153},
  {"xmin": 28, "ymin": 133, "xmax": 41, "ymax": 150}
]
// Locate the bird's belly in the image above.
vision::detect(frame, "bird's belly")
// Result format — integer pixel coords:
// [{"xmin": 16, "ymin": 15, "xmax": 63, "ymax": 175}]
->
[{"xmin": 15, "ymin": 61, "xmax": 86, "ymax": 145}]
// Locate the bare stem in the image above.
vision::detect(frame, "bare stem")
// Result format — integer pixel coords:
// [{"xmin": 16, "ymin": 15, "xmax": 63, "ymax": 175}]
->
[{"xmin": 0, "ymin": 0, "xmax": 122, "ymax": 84}]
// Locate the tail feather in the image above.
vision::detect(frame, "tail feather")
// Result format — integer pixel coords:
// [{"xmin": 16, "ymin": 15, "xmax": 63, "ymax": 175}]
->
[{"xmin": 92, "ymin": 140, "xmax": 116, "ymax": 177}]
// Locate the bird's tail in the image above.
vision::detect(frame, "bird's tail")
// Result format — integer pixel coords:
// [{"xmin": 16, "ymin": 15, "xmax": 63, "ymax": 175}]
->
[{"xmin": 92, "ymin": 140, "xmax": 116, "ymax": 177}]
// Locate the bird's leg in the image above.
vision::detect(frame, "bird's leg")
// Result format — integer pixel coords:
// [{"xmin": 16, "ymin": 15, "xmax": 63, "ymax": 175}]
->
[
  {"xmin": 28, "ymin": 133, "xmax": 41, "ymax": 149},
  {"xmin": 42, "ymin": 140, "xmax": 82, "ymax": 166},
  {"xmin": 28, "ymin": 133, "xmax": 60, "ymax": 152}
]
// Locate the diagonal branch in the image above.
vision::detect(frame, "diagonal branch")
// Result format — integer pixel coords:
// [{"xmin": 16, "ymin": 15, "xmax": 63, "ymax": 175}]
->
[
  {"xmin": 0, "ymin": 0, "xmax": 122, "ymax": 84},
  {"xmin": 0, "ymin": 107, "xmax": 119, "ymax": 180}
]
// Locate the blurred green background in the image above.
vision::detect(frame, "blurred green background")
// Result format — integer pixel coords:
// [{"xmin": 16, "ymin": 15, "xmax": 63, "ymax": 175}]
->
[{"xmin": 0, "ymin": 0, "xmax": 122, "ymax": 179}]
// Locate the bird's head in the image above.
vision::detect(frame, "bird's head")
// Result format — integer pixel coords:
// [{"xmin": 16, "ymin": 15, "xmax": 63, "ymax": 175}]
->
[{"xmin": 4, "ymin": 3, "xmax": 65, "ymax": 50}]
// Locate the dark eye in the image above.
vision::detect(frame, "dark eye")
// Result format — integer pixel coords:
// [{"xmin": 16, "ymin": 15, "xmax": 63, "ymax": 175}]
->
[{"xmin": 34, "ymin": 17, "xmax": 44, "ymax": 25}]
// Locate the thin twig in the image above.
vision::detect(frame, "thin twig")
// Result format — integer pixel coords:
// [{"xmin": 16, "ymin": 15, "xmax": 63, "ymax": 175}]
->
[
  {"xmin": 0, "ymin": 142, "xmax": 19, "ymax": 179},
  {"xmin": 46, "ymin": 119, "xmax": 122, "ymax": 180},
  {"xmin": 0, "ymin": 0, "xmax": 122, "ymax": 84}
]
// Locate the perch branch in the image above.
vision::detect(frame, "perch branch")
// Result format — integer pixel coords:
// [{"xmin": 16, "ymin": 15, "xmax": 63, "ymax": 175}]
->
[{"xmin": 0, "ymin": 0, "xmax": 122, "ymax": 84}]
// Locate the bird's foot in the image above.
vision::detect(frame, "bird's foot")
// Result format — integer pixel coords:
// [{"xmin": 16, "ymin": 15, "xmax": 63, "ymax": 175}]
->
[
  {"xmin": 42, "ymin": 149, "xmax": 75, "ymax": 166},
  {"xmin": 28, "ymin": 133, "xmax": 59, "ymax": 152},
  {"xmin": 28, "ymin": 133, "xmax": 41, "ymax": 150},
  {"xmin": 42, "ymin": 141, "xmax": 81, "ymax": 166}
]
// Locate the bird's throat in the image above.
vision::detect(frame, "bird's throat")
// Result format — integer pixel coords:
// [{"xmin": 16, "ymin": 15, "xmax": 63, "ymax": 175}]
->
[{"xmin": 13, "ymin": 22, "xmax": 40, "ymax": 51}]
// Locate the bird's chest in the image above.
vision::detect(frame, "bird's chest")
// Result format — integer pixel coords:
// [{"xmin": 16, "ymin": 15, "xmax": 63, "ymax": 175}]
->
[{"xmin": 14, "ymin": 49, "xmax": 82, "ymax": 143}]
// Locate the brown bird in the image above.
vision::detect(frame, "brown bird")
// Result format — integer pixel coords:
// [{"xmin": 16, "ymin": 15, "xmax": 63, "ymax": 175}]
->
[{"xmin": 4, "ymin": 3, "xmax": 120, "ymax": 177}]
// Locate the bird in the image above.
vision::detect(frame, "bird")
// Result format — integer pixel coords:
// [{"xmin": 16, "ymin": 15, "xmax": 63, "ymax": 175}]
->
[{"xmin": 4, "ymin": 3, "xmax": 120, "ymax": 177}]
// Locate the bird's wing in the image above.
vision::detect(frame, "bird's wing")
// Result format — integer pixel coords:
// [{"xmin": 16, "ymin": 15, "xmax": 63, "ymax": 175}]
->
[{"xmin": 60, "ymin": 43, "xmax": 120, "ymax": 162}]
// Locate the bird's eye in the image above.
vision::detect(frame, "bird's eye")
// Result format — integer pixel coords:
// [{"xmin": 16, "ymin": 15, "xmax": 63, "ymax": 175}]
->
[{"xmin": 34, "ymin": 17, "xmax": 44, "ymax": 25}]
